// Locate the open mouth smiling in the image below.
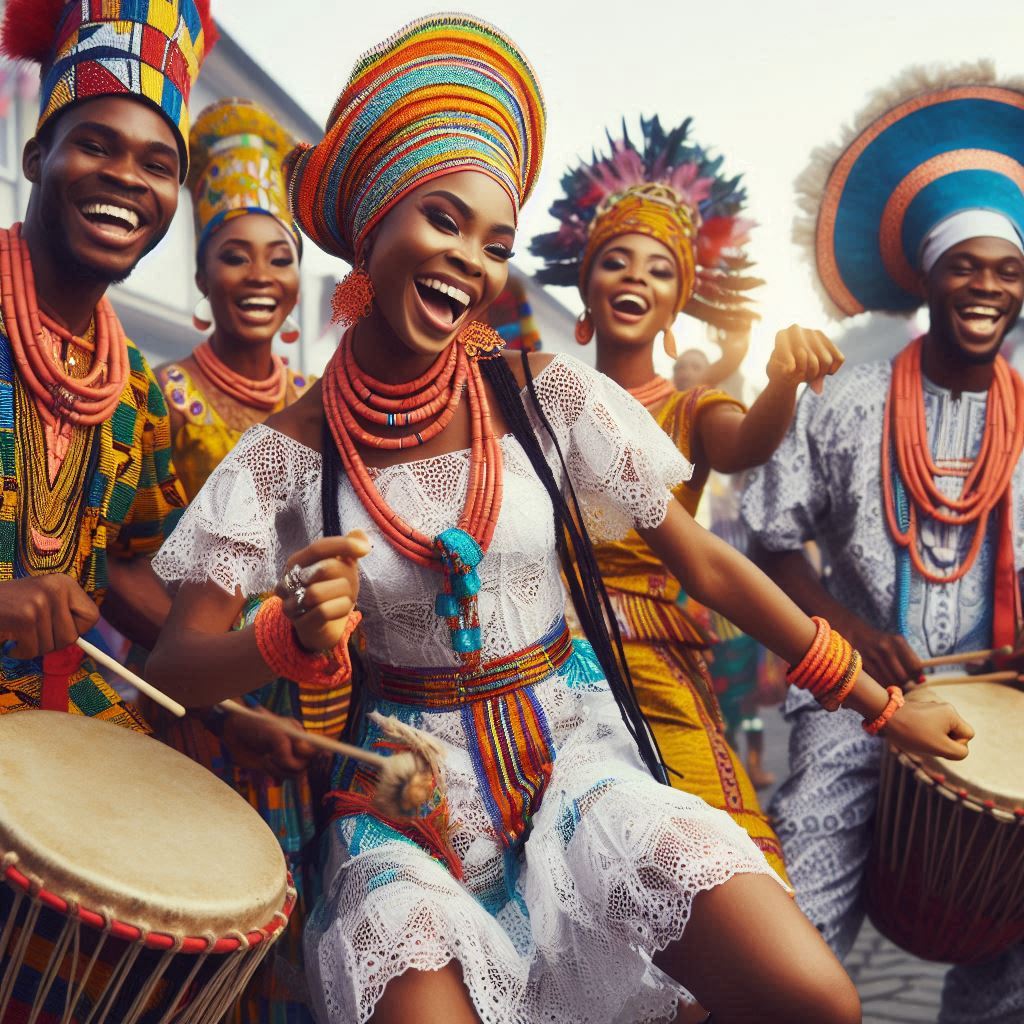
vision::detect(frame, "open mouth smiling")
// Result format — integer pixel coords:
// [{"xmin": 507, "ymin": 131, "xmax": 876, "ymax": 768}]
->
[
  {"xmin": 78, "ymin": 201, "xmax": 144, "ymax": 236},
  {"xmin": 414, "ymin": 275, "xmax": 473, "ymax": 327}
]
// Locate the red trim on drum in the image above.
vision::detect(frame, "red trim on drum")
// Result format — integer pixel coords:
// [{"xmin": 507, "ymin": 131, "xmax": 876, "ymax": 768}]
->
[{"xmin": 2, "ymin": 864, "xmax": 296, "ymax": 954}]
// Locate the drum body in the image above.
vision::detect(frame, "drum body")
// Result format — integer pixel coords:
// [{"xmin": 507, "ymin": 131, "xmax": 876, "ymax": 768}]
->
[
  {"xmin": 866, "ymin": 681, "xmax": 1024, "ymax": 964},
  {"xmin": 0, "ymin": 712, "xmax": 295, "ymax": 1024}
]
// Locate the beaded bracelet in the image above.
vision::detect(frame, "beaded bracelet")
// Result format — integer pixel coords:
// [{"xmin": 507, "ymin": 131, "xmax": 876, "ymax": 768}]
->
[
  {"xmin": 254, "ymin": 596, "xmax": 361, "ymax": 689},
  {"xmin": 820, "ymin": 649, "xmax": 862, "ymax": 712},
  {"xmin": 786, "ymin": 616, "xmax": 861, "ymax": 711},
  {"xmin": 863, "ymin": 685, "xmax": 905, "ymax": 736}
]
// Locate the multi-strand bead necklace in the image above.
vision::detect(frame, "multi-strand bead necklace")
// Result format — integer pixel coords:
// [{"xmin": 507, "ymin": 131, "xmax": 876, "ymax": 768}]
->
[
  {"xmin": 193, "ymin": 339, "xmax": 286, "ymax": 411},
  {"xmin": 0, "ymin": 223, "xmax": 126, "ymax": 431},
  {"xmin": 322, "ymin": 326, "xmax": 504, "ymax": 667},
  {"xmin": 882, "ymin": 335, "xmax": 1024, "ymax": 648}
]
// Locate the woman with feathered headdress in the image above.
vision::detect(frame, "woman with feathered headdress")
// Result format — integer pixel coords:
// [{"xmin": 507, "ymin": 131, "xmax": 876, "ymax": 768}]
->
[{"xmin": 532, "ymin": 116, "xmax": 843, "ymax": 877}]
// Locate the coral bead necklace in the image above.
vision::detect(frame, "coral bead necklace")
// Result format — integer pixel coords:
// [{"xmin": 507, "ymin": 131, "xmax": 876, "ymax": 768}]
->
[
  {"xmin": 193, "ymin": 339, "xmax": 286, "ymax": 411},
  {"xmin": 882, "ymin": 335, "xmax": 1024, "ymax": 646},
  {"xmin": 0, "ymin": 223, "xmax": 127, "ymax": 429},
  {"xmin": 323, "ymin": 324, "xmax": 505, "ymax": 666},
  {"xmin": 628, "ymin": 375, "xmax": 675, "ymax": 409}
]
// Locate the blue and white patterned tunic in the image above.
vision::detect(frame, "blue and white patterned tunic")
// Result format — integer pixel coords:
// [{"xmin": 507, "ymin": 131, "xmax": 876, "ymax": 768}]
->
[{"xmin": 741, "ymin": 357, "xmax": 1024, "ymax": 1023}]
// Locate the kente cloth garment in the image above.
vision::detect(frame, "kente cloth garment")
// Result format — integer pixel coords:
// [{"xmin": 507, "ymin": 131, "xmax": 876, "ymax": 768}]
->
[
  {"xmin": 0, "ymin": 320, "xmax": 185, "ymax": 728},
  {"xmin": 741, "ymin": 359, "xmax": 1024, "ymax": 1022},
  {"xmin": 155, "ymin": 355, "xmax": 786, "ymax": 1024},
  {"xmin": 188, "ymin": 98, "xmax": 301, "ymax": 255},
  {"xmin": 589, "ymin": 385, "xmax": 787, "ymax": 881},
  {"xmin": 1, "ymin": 0, "xmax": 216, "ymax": 176},
  {"xmin": 158, "ymin": 358, "xmax": 313, "ymax": 499}
]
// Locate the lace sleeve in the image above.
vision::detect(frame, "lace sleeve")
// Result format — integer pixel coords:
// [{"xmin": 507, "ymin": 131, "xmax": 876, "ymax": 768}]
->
[
  {"xmin": 152, "ymin": 424, "xmax": 323, "ymax": 597},
  {"xmin": 526, "ymin": 354, "xmax": 692, "ymax": 543}
]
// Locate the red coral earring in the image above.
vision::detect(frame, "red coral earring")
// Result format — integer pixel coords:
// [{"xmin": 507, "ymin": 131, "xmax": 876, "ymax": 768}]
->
[
  {"xmin": 574, "ymin": 310, "xmax": 593, "ymax": 345},
  {"xmin": 331, "ymin": 264, "xmax": 375, "ymax": 327}
]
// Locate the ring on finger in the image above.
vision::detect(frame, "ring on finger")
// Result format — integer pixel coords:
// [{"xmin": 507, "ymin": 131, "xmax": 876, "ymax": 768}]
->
[
  {"xmin": 293, "ymin": 584, "xmax": 308, "ymax": 615},
  {"xmin": 283, "ymin": 564, "xmax": 305, "ymax": 593}
]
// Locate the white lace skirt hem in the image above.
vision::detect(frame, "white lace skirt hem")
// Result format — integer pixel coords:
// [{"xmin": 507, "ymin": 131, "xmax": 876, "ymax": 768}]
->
[{"xmin": 305, "ymin": 673, "xmax": 784, "ymax": 1024}]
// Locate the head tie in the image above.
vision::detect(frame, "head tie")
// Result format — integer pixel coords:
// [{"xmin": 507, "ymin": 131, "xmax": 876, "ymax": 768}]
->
[
  {"xmin": 188, "ymin": 98, "xmax": 300, "ymax": 258},
  {"xmin": 285, "ymin": 14, "xmax": 545, "ymax": 265},
  {"xmin": 919, "ymin": 209, "xmax": 1023, "ymax": 274}
]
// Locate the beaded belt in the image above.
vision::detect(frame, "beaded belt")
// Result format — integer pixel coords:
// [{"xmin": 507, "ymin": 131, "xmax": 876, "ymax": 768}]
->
[{"xmin": 375, "ymin": 618, "xmax": 573, "ymax": 710}]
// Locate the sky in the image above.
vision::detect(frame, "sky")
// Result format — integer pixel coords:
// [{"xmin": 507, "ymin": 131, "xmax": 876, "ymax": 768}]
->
[{"xmin": 216, "ymin": 0, "xmax": 1024, "ymax": 379}]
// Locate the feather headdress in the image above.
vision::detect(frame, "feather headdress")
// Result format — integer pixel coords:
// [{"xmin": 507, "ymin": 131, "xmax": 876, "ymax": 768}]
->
[{"xmin": 531, "ymin": 116, "xmax": 760, "ymax": 329}]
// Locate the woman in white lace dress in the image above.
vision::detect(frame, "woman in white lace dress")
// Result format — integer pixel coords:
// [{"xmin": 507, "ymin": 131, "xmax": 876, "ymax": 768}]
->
[{"xmin": 148, "ymin": 16, "xmax": 972, "ymax": 1024}]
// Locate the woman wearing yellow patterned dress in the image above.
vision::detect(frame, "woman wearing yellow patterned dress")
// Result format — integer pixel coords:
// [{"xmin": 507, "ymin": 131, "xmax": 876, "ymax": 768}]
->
[
  {"xmin": 151, "ymin": 98, "xmax": 325, "ymax": 1024},
  {"xmin": 532, "ymin": 117, "xmax": 844, "ymax": 878}
]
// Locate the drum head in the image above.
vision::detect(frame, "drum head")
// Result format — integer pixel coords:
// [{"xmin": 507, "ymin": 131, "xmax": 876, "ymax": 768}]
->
[
  {"xmin": 904, "ymin": 681, "xmax": 1024, "ymax": 812},
  {"xmin": 0, "ymin": 711, "xmax": 288, "ymax": 937}
]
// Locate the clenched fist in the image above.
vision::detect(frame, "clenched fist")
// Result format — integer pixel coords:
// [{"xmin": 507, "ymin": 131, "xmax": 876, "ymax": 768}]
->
[
  {"xmin": 0, "ymin": 575, "xmax": 99, "ymax": 660},
  {"xmin": 274, "ymin": 531, "xmax": 371, "ymax": 652},
  {"xmin": 766, "ymin": 325, "xmax": 844, "ymax": 395}
]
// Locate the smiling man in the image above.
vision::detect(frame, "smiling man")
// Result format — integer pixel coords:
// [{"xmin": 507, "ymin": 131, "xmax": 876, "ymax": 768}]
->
[
  {"xmin": 741, "ymin": 67, "xmax": 1024, "ymax": 1022},
  {"xmin": 0, "ymin": 0, "xmax": 215, "ymax": 727}
]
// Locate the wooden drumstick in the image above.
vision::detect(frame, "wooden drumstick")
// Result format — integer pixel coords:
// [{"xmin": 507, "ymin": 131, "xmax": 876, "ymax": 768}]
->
[
  {"xmin": 217, "ymin": 699, "xmax": 388, "ymax": 766},
  {"xmin": 217, "ymin": 701, "xmax": 439, "ymax": 818},
  {"xmin": 919, "ymin": 645, "xmax": 1013, "ymax": 669},
  {"xmin": 919, "ymin": 670, "xmax": 1021, "ymax": 686},
  {"xmin": 76, "ymin": 637, "xmax": 438, "ymax": 819},
  {"xmin": 76, "ymin": 636, "xmax": 187, "ymax": 718}
]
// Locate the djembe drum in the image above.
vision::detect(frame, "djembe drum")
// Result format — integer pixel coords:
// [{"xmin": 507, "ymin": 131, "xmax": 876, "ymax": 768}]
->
[
  {"xmin": 866, "ymin": 680, "xmax": 1024, "ymax": 963},
  {"xmin": 0, "ymin": 711, "xmax": 296, "ymax": 1023}
]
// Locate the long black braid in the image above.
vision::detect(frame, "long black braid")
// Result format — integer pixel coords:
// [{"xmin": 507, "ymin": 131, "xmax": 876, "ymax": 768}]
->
[
  {"xmin": 320, "ymin": 353, "xmax": 668, "ymax": 783},
  {"xmin": 481, "ymin": 352, "xmax": 668, "ymax": 784}
]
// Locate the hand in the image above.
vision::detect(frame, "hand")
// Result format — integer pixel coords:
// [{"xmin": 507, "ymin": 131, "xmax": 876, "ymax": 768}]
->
[
  {"xmin": 218, "ymin": 705, "xmax": 316, "ymax": 780},
  {"xmin": 766, "ymin": 325, "xmax": 844, "ymax": 395},
  {"xmin": 882, "ymin": 694, "xmax": 973, "ymax": 761},
  {"xmin": 0, "ymin": 575, "xmax": 99, "ymax": 659},
  {"xmin": 840, "ymin": 615, "xmax": 923, "ymax": 689},
  {"xmin": 274, "ymin": 531, "xmax": 371, "ymax": 653}
]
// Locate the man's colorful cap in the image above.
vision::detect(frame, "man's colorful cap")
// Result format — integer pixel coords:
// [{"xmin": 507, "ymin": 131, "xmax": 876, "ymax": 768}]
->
[
  {"xmin": 188, "ymin": 98, "xmax": 300, "ymax": 257},
  {"xmin": 1, "ymin": 0, "xmax": 217, "ymax": 179},
  {"xmin": 796, "ymin": 63, "xmax": 1024, "ymax": 317},
  {"xmin": 285, "ymin": 13, "xmax": 545, "ymax": 264}
]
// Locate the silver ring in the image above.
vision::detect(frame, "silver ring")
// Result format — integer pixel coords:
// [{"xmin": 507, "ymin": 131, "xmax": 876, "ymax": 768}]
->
[
  {"xmin": 283, "ymin": 564, "xmax": 305, "ymax": 593},
  {"xmin": 293, "ymin": 585, "xmax": 308, "ymax": 615}
]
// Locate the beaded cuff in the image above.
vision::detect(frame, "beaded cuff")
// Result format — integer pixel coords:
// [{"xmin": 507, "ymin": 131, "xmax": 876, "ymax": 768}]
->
[
  {"xmin": 787, "ymin": 616, "xmax": 861, "ymax": 712},
  {"xmin": 254, "ymin": 596, "xmax": 361, "ymax": 689}
]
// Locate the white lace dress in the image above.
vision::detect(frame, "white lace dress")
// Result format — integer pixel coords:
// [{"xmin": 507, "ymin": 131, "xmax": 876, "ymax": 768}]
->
[{"xmin": 155, "ymin": 355, "xmax": 784, "ymax": 1024}]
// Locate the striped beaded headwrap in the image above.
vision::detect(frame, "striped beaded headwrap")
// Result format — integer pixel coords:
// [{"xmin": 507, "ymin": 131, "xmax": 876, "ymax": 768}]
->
[
  {"xmin": 188, "ymin": 98, "xmax": 301, "ymax": 259},
  {"xmin": 795, "ymin": 61, "xmax": 1024, "ymax": 317},
  {"xmin": 532, "ymin": 116, "xmax": 760, "ymax": 330},
  {"xmin": 0, "ymin": 0, "xmax": 217, "ymax": 180},
  {"xmin": 284, "ymin": 13, "xmax": 545, "ymax": 264}
]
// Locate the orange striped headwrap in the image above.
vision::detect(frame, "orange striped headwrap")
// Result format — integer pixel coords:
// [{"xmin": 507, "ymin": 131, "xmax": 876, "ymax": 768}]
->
[
  {"xmin": 581, "ymin": 184, "xmax": 698, "ymax": 312},
  {"xmin": 285, "ymin": 14, "xmax": 545, "ymax": 264}
]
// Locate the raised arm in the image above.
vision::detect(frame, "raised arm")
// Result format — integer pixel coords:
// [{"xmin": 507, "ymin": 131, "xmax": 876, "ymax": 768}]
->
[{"xmin": 697, "ymin": 325, "xmax": 844, "ymax": 474}]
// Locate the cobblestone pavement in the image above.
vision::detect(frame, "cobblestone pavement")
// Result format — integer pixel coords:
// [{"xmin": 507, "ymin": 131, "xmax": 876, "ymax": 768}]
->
[{"xmin": 759, "ymin": 705, "xmax": 946, "ymax": 1023}]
